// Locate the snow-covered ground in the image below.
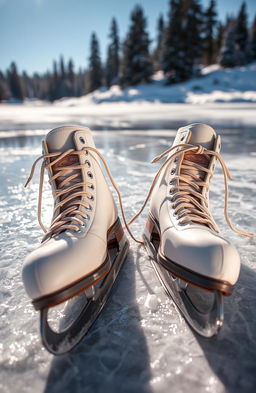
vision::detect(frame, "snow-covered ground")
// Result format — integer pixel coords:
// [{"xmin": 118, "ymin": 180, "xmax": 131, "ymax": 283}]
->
[
  {"xmin": 0, "ymin": 97, "xmax": 256, "ymax": 393},
  {"xmin": 57, "ymin": 63, "xmax": 256, "ymax": 105}
]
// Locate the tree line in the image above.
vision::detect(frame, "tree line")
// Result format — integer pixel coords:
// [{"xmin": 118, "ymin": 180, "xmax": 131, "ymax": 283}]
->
[{"xmin": 1, "ymin": 0, "xmax": 256, "ymax": 102}]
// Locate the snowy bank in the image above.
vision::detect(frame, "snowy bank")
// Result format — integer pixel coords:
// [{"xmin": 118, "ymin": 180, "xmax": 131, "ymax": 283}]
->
[{"xmin": 57, "ymin": 63, "xmax": 256, "ymax": 106}]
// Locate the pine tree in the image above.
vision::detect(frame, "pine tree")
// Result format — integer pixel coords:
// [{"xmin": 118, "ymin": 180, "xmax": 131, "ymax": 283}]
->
[
  {"xmin": 215, "ymin": 22, "xmax": 224, "ymax": 56},
  {"xmin": 7, "ymin": 62, "xmax": 24, "ymax": 101},
  {"xmin": 53, "ymin": 60, "xmax": 58, "ymax": 81},
  {"xmin": 0, "ymin": 80, "xmax": 7, "ymax": 101},
  {"xmin": 203, "ymin": 0, "xmax": 217, "ymax": 64},
  {"xmin": 153, "ymin": 14, "xmax": 165, "ymax": 70},
  {"xmin": 77, "ymin": 67, "xmax": 86, "ymax": 96},
  {"xmin": 88, "ymin": 32, "xmax": 103, "ymax": 92},
  {"xmin": 183, "ymin": 0, "xmax": 203, "ymax": 75},
  {"xmin": 48, "ymin": 60, "xmax": 59, "ymax": 101},
  {"xmin": 105, "ymin": 46, "xmax": 114, "ymax": 88},
  {"xmin": 22, "ymin": 71, "xmax": 33, "ymax": 98},
  {"xmin": 59, "ymin": 55, "xmax": 66, "ymax": 80},
  {"xmin": 161, "ymin": 0, "xmax": 185, "ymax": 82},
  {"xmin": 105, "ymin": 18, "xmax": 120, "ymax": 87},
  {"xmin": 121, "ymin": 6, "xmax": 153, "ymax": 86},
  {"xmin": 235, "ymin": 2, "xmax": 249, "ymax": 65},
  {"xmin": 67, "ymin": 59, "xmax": 75, "ymax": 96},
  {"xmin": 249, "ymin": 15, "xmax": 256, "ymax": 61},
  {"xmin": 156, "ymin": 14, "xmax": 165, "ymax": 52},
  {"xmin": 162, "ymin": 0, "xmax": 203, "ymax": 83},
  {"xmin": 219, "ymin": 21, "xmax": 237, "ymax": 67},
  {"xmin": 0, "ymin": 72, "xmax": 8, "ymax": 101},
  {"xmin": 67, "ymin": 59, "xmax": 75, "ymax": 83}
]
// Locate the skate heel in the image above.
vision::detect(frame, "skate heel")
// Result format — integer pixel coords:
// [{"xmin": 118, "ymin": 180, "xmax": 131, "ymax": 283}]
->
[
  {"xmin": 143, "ymin": 215, "xmax": 160, "ymax": 260},
  {"xmin": 107, "ymin": 216, "xmax": 128, "ymax": 251}
]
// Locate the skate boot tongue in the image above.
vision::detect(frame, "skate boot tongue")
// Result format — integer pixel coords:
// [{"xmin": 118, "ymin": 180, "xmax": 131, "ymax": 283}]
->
[
  {"xmin": 44, "ymin": 126, "xmax": 94, "ymax": 229},
  {"xmin": 184, "ymin": 123, "xmax": 216, "ymax": 167},
  {"xmin": 176, "ymin": 124, "xmax": 218, "ymax": 227},
  {"xmin": 46, "ymin": 126, "xmax": 82, "ymax": 189},
  {"xmin": 46, "ymin": 126, "xmax": 80, "ymax": 179},
  {"xmin": 182, "ymin": 123, "xmax": 217, "ymax": 177}
]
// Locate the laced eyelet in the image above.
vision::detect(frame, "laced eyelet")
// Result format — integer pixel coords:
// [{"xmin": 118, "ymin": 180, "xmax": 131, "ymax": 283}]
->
[
  {"xmin": 89, "ymin": 184, "xmax": 94, "ymax": 190},
  {"xmin": 169, "ymin": 180, "xmax": 174, "ymax": 185},
  {"xmin": 169, "ymin": 189, "xmax": 174, "ymax": 195},
  {"xmin": 87, "ymin": 171, "xmax": 93, "ymax": 178},
  {"xmin": 171, "ymin": 169, "xmax": 176, "ymax": 175},
  {"xmin": 88, "ymin": 195, "xmax": 94, "ymax": 201},
  {"xmin": 86, "ymin": 205, "xmax": 92, "ymax": 211}
]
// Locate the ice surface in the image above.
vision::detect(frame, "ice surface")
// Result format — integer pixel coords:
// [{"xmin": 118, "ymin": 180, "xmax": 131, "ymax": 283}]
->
[{"xmin": 0, "ymin": 106, "xmax": 256, "ymax": 393}]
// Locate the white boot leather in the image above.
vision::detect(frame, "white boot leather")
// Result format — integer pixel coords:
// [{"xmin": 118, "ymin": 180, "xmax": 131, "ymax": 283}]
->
[
  {"xmin": 22, "ymin": 126, "xmax": 118, "ymax": 301},
  {"xmin": 146, "ymin": 123, "xmax": 245, "ymax": 291}
]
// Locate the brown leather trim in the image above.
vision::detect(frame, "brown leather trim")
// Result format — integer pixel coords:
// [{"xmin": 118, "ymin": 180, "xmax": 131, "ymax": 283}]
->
[
  {"xmin": 145, "ymin": 217, "xmax": 154, "ymax": 233},
  {"xmin": 108, "ymin": 217, "xmax": 124, "ymax": 243}
]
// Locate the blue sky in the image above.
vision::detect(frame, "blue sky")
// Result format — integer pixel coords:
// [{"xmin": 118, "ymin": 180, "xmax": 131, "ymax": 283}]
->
[{"xmin": 1, "ymin": 0, "xmax": 256, "ymax": 75}]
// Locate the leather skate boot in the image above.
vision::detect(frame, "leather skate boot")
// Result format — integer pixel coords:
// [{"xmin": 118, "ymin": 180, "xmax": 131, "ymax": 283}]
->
[
  {"xmin": 22, "ymin": 126, "xmax": 130, "ymax": 354},
  {"xmin": 130, "ymin": 123, "xmax": 253, "ymax": 336}
]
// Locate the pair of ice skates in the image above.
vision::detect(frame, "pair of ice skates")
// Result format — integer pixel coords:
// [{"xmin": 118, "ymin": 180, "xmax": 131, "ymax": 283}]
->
[{"xmin": 22, "ymin": 124, "xmax": 252, "ymax": 355}]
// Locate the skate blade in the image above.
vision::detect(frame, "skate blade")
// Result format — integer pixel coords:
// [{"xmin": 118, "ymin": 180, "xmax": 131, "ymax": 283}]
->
[
  {"xmin": 143, "ymin": 228, "xmax": 224, "ymax": 338},
  {"xmin": 40, "ymin": 220, "xmax": 129, "ymax": 355},
  {"xmin": 150, "ymin": 258, "xmax": 224, "ymax": 337}
]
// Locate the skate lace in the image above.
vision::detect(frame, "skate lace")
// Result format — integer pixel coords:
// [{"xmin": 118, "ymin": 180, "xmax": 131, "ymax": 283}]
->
[
  {"xmin": 128, "ymin": 143, "xmax": 253, "ymax": 241},
  {"xmin": 25, "ymin": 146, "xmax": 137, "ymax": 243}
]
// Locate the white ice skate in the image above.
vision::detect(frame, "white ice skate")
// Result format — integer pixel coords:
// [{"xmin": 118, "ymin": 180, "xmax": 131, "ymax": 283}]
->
[
  {"xmin": 130, "ymin": 123, "xmax": 253, "ymax": 337},
  {"xmin": 22, "ymin": 126, "xmax": 130, "ymax": 354}
]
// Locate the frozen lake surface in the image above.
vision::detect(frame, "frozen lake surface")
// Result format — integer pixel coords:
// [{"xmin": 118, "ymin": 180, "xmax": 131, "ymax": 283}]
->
[{"xmin": 0, "ymin": 119, "xmax": 256, "ymax": 393}]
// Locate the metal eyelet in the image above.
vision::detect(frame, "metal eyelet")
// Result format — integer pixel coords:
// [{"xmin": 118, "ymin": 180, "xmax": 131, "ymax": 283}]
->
[
  {"xmin": 87, "ymin": 172, "xmax": 93, "ymax": 178},
  {"xmin": 79, "ymin": 136, "xmax": 85, "ymax": 144}
]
